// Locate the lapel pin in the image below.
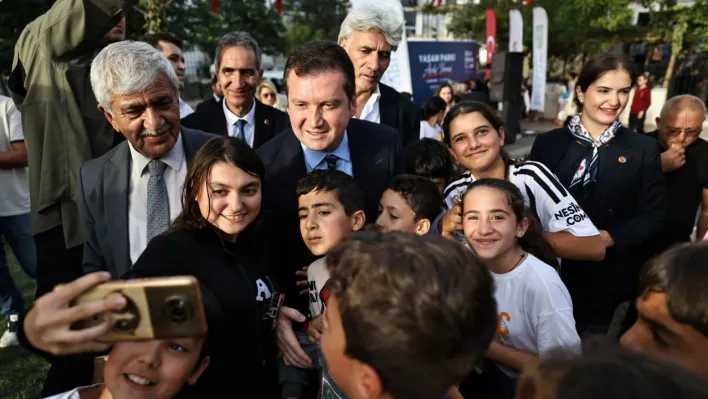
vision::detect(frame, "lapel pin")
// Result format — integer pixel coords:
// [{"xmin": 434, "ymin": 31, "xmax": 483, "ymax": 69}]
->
[
  {"xmin": 264, "ymin": 119, "xmax": 270, "ymax": 126},
  {"xmin": 618, "ymin": 156, "xmax": 627, "ymax": 164}
]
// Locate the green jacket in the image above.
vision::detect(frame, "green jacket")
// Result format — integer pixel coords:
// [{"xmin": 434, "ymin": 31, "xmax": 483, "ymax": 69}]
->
[{"xmin": 9, "ymin": 0, "xmax": 131, "ymax": 249}]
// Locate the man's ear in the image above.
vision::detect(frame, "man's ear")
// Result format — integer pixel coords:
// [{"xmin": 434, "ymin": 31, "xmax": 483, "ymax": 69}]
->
[
  {"xmin": 415, "ymin": 218, "xmax": 431, "ymax": 236},
  {"xmin": 339, "ymin": 37, "xmax": 348, "ymax": 49},
  {"xmin": 98, "ymin": 104, "xmax": 121, "ymax": 133},
  {"xmin": 187, "ymin": 356, "xmax": 210, "ymax": 385},
  {"xmin": 655, "ymin": 117, "xmax": 661, "ymax": 127},
  {"xmin": 351, "ymin": 210, "xmax": 366, "ymax": 232},
  {"xmin": 258, "ymin": 68, "xmax": 264, "ymax": 81}
]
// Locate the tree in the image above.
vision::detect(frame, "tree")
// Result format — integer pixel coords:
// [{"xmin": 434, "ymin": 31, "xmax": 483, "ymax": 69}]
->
[
  {"xmin": 283, "ymin": 0, "xmax": 349, "ymax": 52},
  {"xmin": 137, "ymin": 0, "xmax": 175, "ymax": 33},
  {"xmin": 643, "ymin": 0, "xmax": 708, "ymax": 87},
  {"xmin": 0, "ymin": 0, "xmax": 55, "ymax": 76},
  {"xmin": 446, "ymin": 0, "xmax": 636, "ymax": 61}
]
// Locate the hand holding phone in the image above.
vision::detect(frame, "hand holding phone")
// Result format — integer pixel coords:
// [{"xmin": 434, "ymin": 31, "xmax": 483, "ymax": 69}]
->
[{"xmin": 24, "ymin": 272, "xmax": 126, "ymax": 356}]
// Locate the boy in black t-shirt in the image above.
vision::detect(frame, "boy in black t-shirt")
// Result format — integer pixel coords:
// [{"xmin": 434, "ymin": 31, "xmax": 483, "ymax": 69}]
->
[{"xmin": 320, "ymin": 231, "xmax": 497, "ymax": 399}]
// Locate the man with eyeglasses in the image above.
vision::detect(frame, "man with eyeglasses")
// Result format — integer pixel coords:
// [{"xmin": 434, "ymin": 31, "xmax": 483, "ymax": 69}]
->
[{"xmin": 645, "ymin": 95, "xmax": 708, "ymax": 256}]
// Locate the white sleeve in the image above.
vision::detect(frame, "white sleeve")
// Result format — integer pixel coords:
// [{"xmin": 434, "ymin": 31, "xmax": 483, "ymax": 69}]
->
[
  {"xmin": 6, "ymin": 102, "xmax": 24, "ymax": 143},
  {"xmin": 521, "ymin": 162, "xmax": 599, "ymax": 237},
  {"xmin": 535, "ymin": 310, "xmax": 582, "ymax": 358}
]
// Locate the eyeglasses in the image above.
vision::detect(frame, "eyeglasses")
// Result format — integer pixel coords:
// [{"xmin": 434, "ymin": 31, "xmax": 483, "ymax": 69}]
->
[{"xmin": 262, "ymin": 92, "xmax": 275, "ymax": 98}]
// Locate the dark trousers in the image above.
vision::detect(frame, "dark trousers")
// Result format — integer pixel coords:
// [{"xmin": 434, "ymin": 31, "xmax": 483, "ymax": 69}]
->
[
  {"xmin": 628, "ymin": 113, "xmax": 646, "ymax": 134},
  {"xmin": 33, "ymin": 226, "xmax": 94, "ymax": 397}
]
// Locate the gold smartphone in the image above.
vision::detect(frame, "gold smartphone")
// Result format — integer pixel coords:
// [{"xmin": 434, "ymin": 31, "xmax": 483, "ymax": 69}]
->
[{"xmin": 71, "ymin": 276, "xmax": 207, "ymax": 342}]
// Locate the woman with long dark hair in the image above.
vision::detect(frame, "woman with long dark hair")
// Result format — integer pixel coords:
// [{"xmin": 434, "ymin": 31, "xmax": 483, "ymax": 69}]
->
[
  {"xmin": 435, "ymin": 101, "xmax": 606, "ymax": 262},
  {"xmin": 459, "ymin": 178, "xmax": 580, "ymax": 399},
  {"xmin": 122, "ymin": 136, "xmax": 293, "ymax": 398},
  {"xmin": 530, "ymin": 52, "xmax": 665, "ymax": 336}
]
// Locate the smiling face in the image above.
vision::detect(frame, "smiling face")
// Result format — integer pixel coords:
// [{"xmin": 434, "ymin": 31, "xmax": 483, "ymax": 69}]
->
[
  {"xmin": 448, "ymin": 112, "xmax": 505, "ymax": 174},
  {"xmin": 104, "ymin": 337, "xmax": 208, "ymax": 399},
  {"xmin": 340, "ymin": 30, "xmax": 392, "ymax": 94},
  {"xmin": 196, "ymin": 161, "xmax": 262, "ymax": 241},
  {"xmin": 376, "ymin": 189, "xmax": 426, "ymax": 235},
  {"xmin": 576, "ymin": 69, "xmax": 632, "ymax": 131},
  {"xmin": 101, "ymin": 73, "xmax": 181, "ymax": 159},
  {"xmin": 439, "ymin": 86, "xmax": 453, "ymax": 104},
  {"xmin": 287, "ymin": 69, "xmax": 355, "ymax": 152},
  {"xmin": 298, "ymin": 189, "xmax": 364, "ymax": 256},
  {"xmin": 218, "ymin": 46, "xmax": 263, "ymax": 115},
  {"xmin": 158, "ymin": 40, "xmax": 186, "ymax": 90},
  {"xmin": 462, "ymin": 186, "xmax": 526, "ymax": 262},
  {"xmin": 621, "ymin": 291, "xmax": 708, "ymax": 376}
]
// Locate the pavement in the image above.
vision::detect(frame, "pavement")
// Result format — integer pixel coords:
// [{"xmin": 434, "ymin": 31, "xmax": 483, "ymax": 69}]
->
[{"xmin": 506, "ymin": 119, "xmax": 557, "ymax": 159}]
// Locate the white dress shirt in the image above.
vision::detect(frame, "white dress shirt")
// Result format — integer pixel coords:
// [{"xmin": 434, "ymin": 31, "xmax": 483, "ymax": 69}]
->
[
  {"xmin": 357, "ymin": 84, "xmax": 381, "ymax": 123},
  {"xmin": 179, "ymin": 98, "xmax": 194, "ymax": 118},
  {"xmin": 127, "ymin": 133, "xmax": 187, "ymax": 264},
  {"xmin": 224, "ymin": 99, "xmax": 256, "ymax": 147}
]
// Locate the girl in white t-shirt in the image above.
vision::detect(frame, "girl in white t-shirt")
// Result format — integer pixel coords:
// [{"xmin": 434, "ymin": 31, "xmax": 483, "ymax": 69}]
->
[
  {"xmin": 419, "ymin": 96, "xmax": 446, "ymax": 141},
  {"xmin": 460, "ymin": 178, "xmax": 580, "ymax": 392},
  {"xmin": 436, "ymin": 101, "xmax": 606, "ymax": 263}
]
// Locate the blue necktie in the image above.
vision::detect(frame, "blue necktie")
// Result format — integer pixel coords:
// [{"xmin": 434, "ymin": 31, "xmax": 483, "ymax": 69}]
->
[{"xmin": 234, "ymin": 119, "xmax": 246, "ymax": 141}]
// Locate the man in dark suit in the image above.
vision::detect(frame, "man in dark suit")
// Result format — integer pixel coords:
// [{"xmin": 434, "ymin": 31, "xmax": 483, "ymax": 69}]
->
[
  {"xmin": 258, "ymin": 41, "xmax": 404, "ymax": 331},
  {"xmin": 181, "ymin": 32, "xmax": 289, "ymax": 149},
  {"xmin": 77, "ymin": 41, "xmax": 214, "ymax": 278},
  {"xmin": 195, "ymin": 75, "xmax": 223, "ymax": 112},
  {"xmin": 338, "ymin": 5, "xmax": 420, "ymax": 145}
]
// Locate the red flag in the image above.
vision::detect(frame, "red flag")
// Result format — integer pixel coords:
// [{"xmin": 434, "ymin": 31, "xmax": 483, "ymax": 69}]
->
[
  {"xmin": 485, "ymin": 8, "xmax": 497, "ymax": 79},
  {"xmin": 277, "ymin": 0, "xmax": 283, "ymax": 15},
  {"xmin": 212, "ymin": 0, "xmax": 218, "ymax": 13}
]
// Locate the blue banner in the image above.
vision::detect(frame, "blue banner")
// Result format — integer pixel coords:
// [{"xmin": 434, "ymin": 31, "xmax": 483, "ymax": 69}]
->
[{"xmin": 407, "ymin": 40, "xmax": 478, "ymax": 106}]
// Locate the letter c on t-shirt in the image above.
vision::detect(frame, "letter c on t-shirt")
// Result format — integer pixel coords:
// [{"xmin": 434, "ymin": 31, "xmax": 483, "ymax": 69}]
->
[{"xmin": 497, "ymin": 312, "xmax": 511, "ymax": 337}]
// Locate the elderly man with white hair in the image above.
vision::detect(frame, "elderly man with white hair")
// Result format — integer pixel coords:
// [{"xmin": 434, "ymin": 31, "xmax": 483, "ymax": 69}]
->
[
  {"xmin": 77, "ymin": 41, "xmax": 214, "ymax": 278},
  {"xmin": 339, "ymin": 4, "xmax": 420, "ymax": 145}
]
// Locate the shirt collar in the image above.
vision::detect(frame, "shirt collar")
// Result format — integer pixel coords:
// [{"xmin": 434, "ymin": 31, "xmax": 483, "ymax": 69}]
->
[
  {"xmin": 300, "ymin": 130, "xmax": 351, "ymax": 170},
  {"xmin": 223, "ymin": 98, "xmax": 256, "ymax": 127},
  {"xmin": 127, "ymin": 132, "xmax": 185, "ymax": 175}
]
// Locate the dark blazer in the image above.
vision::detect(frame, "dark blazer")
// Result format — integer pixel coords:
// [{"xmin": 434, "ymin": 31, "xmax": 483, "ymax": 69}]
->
[
  {"xmin": 257, "ymin": 118, "xmax": 405, "ymax": 309},
  {"xmin": 379, "ymin": 82, "xmax": 421, "ymax": 146},
  {"xmin": 181, "ymin": 98, "xmax": 289, "ymax": 149},
  {"xmin": 195, "ymin": 96, "xmax": 220, "ymax": 112},
  {"xmin": 530, "ymin": 126, "xmax": 665, "ymax": 333},
  {"xmin": 77, "ymin": 128, "xmax": 215, "ymax": 278}
]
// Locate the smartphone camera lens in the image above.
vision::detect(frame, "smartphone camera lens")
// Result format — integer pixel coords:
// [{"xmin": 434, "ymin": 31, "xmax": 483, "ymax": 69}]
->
[{"xmin": 165, "ymin": 296, "xmax": 191, "ymax": 324}]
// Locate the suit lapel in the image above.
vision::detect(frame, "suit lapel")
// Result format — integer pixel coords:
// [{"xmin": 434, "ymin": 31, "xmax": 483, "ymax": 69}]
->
[
  {"xmin": 595, "ymin": 128, "xmax": 633, "ymax": 206},
  {"xmin": 104, "ymin": 144, "xmax": 131, "ymax": 275},
  {"xmin": 554, "ymin": 131, "xmax": 587, "ymax": 187},
  {"xmin": 182, "ymin": 129, "xmax": 200, "ymax": 162},
  {"xmin": 213, "ymin": 99, "xmax": 228, "ymax": 136},
  {"xmin": 348, "ymin": 121, "xmax": 381, "ymax": 218},
  {"xmin": 253, "ymin": 100, "xmax": 271, "ymax": 149},
  {"xmin": 378, "ymin": 84, "xmax": 398, "ymax": 130}
]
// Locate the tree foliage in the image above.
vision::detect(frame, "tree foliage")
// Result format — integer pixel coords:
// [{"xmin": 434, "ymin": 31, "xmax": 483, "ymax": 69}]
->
[
  {"xmin": 446, "ymin": 0, "xmax": 636, "ymax": 59},
  {"xmin": 283, "ymin": 0, "xmax": 350, "ymax": 53}
]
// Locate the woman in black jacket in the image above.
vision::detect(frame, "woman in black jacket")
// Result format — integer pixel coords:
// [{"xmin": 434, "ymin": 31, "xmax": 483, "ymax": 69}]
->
[
  {"xmin": 123, "ymin": 136, "xmax": 289, "ymax": 398},
  {"xmin": 529, "ymin": 53, "xmax": 665, "ymax": 337}
]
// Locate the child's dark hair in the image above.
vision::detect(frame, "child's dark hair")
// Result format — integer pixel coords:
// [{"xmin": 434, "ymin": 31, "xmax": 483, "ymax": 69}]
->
[
  {"xmin": 574, "ymin": 52, "xmax": 638, "ymax": 110},
  {"xmin": 326, "ymin": 231, "xmax": 496, "ymax": 399},
  {"xmin": 639, "ymin": 242, "xmax": 708, "ymax": 337},
  {"xmin": 404, "ymin": 138, "xmax": 454, "ymax": 182},
  {"xmin": 421, "ymin": 96, "xmax": 447, "ymax": 120},
  {"xmin": 461, "ymin": 178, "xmax": 558, "ymax": 268},
  {"xmin": 516, "ymin": 345, "xmax": 708, "ymax": 399},
  {"xmin": 387, "ymin": 175, "xmax": 442, "ymax": 222},
  {"xmin": 442, "ymin": 101, "xmax": 522, "ymax": 167},
  {"xmin": 295, "ymin": 170, "xmax": 364, "ymax": 216}
]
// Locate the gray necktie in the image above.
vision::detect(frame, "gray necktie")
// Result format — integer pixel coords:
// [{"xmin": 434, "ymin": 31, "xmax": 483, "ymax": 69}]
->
[
  {"xmin": 234, "ymin": 119, "xmax": 246, "ymax": 141},
  {"xmin": 147, "ymin": 160, "xmax": 170, "ymax": 241}
]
